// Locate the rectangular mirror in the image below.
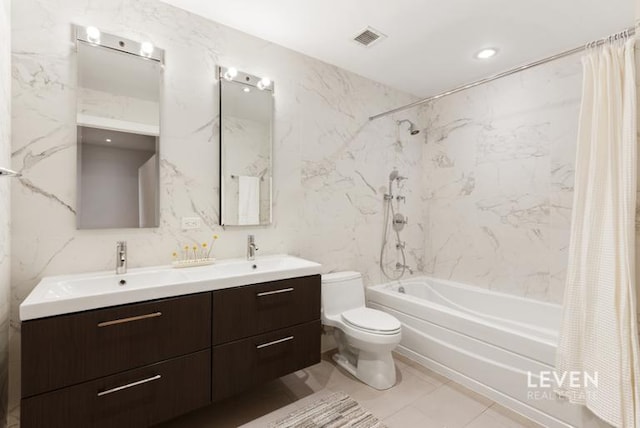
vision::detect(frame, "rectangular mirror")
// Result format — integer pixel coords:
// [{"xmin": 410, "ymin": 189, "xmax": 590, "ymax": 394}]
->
[
  {"xmin": 219, "ymin": 67, "xmax": 273, "ymax": 226},
  {"xmin": 75, "ymin": 26, "xmax": 164, "ymax": 229}
]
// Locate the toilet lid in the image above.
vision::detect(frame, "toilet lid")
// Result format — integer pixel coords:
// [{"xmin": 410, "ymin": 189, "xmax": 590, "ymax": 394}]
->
[{"xmin": 341, "ymin": 308, "xmax": 401, "ymax": 334}]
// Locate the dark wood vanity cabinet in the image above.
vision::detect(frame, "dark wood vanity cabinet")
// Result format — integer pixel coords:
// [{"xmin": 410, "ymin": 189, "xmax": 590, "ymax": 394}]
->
[
  {"xmin": 22, "ymin": 293, "xmax": 212, "ymax": 398},
  {"xmin": 21, "ymin": 350, "xmax": 211, "ymax": 428},
  {"xmin": 211, "ymin": 275, "xmax": 322, "ymax": 401},
  {"xmin": 20, "ymin": 274, "xmax": 321, "ymax": 427}
]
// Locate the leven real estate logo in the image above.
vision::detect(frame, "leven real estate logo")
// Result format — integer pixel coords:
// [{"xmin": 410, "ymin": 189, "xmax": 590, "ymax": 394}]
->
[{"xmin": 527, "ymin": 371, "xmax": 599, "ymax": 400}]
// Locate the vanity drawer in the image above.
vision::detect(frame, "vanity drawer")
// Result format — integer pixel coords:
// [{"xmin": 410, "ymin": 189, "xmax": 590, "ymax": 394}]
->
[
  {"xmin": 212, "ymin": 320, "xmax": 321, "ymax": 401},
  {"xmin": 21, "ymin": 349, "xmax": 211, "ymax": 428},
  {"xmin": 212, "ymin": 274, "xmax": 320, "ymax": 344},
  {"xmin": 22, "ymin": 292, "xmax": 211, "ymax": 397}
]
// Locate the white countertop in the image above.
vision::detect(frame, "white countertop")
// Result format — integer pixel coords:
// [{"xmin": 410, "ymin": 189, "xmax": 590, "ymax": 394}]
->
[{"xmin": 20, "ymin": 254, "xmax": 322, "ymax": 321}]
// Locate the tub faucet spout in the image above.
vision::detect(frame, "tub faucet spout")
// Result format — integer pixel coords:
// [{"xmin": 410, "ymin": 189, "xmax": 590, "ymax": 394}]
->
[{"xmin": 395, "ymin": 263, "xmax": 413, "ymax": 275}]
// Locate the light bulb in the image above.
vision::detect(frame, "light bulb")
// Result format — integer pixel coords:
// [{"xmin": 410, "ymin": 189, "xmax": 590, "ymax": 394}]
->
[
  {"xmin": 140, "ymin": 42, "xmax": 154, "ymax": 58},
  {"xmin": 243, "ymin": 87, "xmax": 250, "ymax": 93},
  {"xmin": 257, "ymin": 77, "xmax": 271, "ymax": 90},
  {"xmin": 86, "ymin": 26, "xmax": 101, "ymax": 44},
  {"xmin": 475, "ymin": 48, "xmax": 498, "ymax": 59},
  {"xmin": 223, "ymin": 67, "xmax": 238, "ymax": 81}
]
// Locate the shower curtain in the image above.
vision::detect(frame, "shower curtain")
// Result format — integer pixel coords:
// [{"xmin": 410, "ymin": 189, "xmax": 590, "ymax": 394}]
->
[{"xmin": 555, "ymin": 38, "xmax": 640, "ymax": 428}]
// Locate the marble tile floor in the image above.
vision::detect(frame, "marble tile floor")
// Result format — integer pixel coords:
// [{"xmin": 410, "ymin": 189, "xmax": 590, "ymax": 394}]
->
[{"xmin": 157, "ymin": 351, "xmax": 542, "ymax": 428}]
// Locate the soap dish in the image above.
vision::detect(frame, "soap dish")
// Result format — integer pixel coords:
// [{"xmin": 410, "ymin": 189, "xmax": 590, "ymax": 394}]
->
[{"xmin": 172, "ymin": 258, "xmax": 216, "ymax": 269}]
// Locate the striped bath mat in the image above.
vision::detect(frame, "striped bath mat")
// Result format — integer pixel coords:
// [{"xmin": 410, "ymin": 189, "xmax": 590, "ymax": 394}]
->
[{"xmin": 270, "ymin": 392, "xmax": 386, "ymax": 428}]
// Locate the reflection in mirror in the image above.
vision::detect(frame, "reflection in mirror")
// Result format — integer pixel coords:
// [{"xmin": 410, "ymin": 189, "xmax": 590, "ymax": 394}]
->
[
  {"xmin": 75, "ymin": 26, "xmax": 163, "ymax": 229},
  {"xmin": 219, "ymin": 67, "xmax": 273, "ymax": 226}
]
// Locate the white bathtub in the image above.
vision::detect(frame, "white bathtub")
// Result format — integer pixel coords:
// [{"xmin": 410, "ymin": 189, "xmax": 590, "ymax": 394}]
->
[{"xmin": 367, "ymin": 277, "xmax": 604, "ymax": 428}]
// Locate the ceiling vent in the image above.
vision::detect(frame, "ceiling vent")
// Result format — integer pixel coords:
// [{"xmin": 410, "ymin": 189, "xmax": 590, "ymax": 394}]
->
[{"xmin": 353, "ymin": 27, "xmax": 386, "ymax": 47}]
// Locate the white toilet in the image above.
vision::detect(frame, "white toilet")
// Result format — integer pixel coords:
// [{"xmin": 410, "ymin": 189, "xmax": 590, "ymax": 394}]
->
[{"xmin": 321, "ymin": 271, "xmax": 402, "ymax": 390}]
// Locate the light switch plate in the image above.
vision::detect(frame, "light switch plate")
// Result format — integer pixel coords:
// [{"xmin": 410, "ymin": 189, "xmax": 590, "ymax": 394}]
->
[{"xmin": 181, "ymin": 217, "xmax": 202, "ymax": 230}]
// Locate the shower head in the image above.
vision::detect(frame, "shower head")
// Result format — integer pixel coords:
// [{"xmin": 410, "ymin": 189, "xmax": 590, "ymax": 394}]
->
[
  {"xmin": 397, "ymin": 119, "xmax": 420, "ymax": 136},
  {"xmin": 388, "ymin": 169, "xmax": 407, "ymax": 183}
]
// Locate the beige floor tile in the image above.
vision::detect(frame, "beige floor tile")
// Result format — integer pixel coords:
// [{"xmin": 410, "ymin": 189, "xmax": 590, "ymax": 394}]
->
[
  {"xmin": 410, "ymin": 383, "xmax": 493, "ymax": 428},
  {"xmin": 466, "ymin": 410, "xmax": 528, "ymax": 428},
  {"xmin": 384, "ymin": 405, "xmax": 444, "ymax": 428},
  {"xmin": 478, "ymin": 403, "xmax": 544, "ymax": 428},
  {"xmin": 449, "ymin": 382, "xmax": 494, "ymax": 407},
  {"xmin": 393, "ymin": 352, "xmax": 450, "ymax": 387},
  {"xmin": 157, "ymin": 380, "xmax": 295, "ymax": 428},
  {"xmin": 353, "ymin": 369, "xmax": 439, "ymax": 420},
  {"xmin": 324, "ymin": 369, "xmax": 369, "ymax": 396}
]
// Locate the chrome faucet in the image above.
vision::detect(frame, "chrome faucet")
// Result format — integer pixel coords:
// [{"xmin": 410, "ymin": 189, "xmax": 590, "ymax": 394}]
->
[
  {"xmin": 247, "ymin": 235, "xmax": 259, "ymax": 261},
  {"xmin": 396, "ymin": 262, "xmax": 413, "ymax": 275},
  {"xmin": 116, "ymin": 241, "xmax": 127, "ymax": 275}
]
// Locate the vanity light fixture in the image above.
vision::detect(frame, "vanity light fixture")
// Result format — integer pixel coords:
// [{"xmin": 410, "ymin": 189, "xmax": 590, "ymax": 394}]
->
[
  {"xmin": 86, "ymin": 26, "xmax": 101, "ymax": 44},
  {"xmin": 223, "ymin": 67, "xmax": 238, "ymax": 81},
  {"xmin": 257, "ymin": 77, "xmax": 271, "ymax": 91},
  {"xmin": 475, "ymin": 47, "xmax": 498, "ymax": 59},
  {"xmin": 140, "ymin": 41, "xmax": 154, "ymax": 58}
]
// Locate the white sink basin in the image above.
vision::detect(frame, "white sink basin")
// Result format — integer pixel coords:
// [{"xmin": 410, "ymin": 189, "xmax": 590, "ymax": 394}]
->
[
  {"xmin": 20, "ymin": 254, "xmax": 322, "ymax": 321},
  {"xmin": 45, "ymin": 270, "xmax": 190, "ymax": 298},
  {"xmin": 181, "ymin": 255, "xmax": 321, "ymax": 281}
]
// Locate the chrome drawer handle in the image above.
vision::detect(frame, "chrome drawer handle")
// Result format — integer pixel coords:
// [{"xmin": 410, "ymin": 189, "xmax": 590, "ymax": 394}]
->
[
  {"xmin": 97, "ymin": 375, "xmax": 161, "ymax": 397},
  {"xmin": 256, "ymin": 336, "xmax": 294, "ymax": 349},
  {"xmin": 97, "ymin": 312, "xmax": 162, "ymax": 327},
  {"xmin": 256, "ymin": 288, "xmax": 294, "ymax": 297}
]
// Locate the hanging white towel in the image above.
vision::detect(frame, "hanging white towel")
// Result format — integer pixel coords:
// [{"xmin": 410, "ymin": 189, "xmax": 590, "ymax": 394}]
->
[
  {"xmin": 238, "ymin": 176, "xmax": 260, "ymax": 225},
  {"xmin": 555, "ymin": 39, "xmax": 640, "ymax": 428}
]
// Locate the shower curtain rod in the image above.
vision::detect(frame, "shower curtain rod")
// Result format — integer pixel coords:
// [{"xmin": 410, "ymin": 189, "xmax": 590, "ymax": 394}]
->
[{"xmin": 369, "ymin": 24, "xmax": 638, "ymax": 121}]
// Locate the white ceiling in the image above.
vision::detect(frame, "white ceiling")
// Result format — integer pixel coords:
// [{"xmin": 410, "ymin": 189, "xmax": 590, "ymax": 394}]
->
[{"xmin": 161, "ymin": 0, "xmax": 633, "ymax": 97}]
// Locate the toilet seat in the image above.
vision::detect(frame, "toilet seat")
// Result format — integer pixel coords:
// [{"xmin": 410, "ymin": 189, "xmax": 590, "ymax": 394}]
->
[{"xmin": 341, "ymin": 308, "xmax": 401, "ymax": 335}]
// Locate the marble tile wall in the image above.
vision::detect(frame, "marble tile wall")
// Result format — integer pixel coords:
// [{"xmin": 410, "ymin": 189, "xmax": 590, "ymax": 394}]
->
[
  {"xmin": 0, "ymin": 0, "xmax": 10, "ymax": 425},
  {"xmin": 420, "ymin": 53, "xmax": 583, "ymax": 303},
  {"xmin": 9, "ymin": 0, "xmax": 425, "ymax": 412}
]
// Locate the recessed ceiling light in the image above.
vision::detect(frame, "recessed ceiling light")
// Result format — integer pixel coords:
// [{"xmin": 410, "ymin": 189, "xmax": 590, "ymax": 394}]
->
[
  {"xmin": 105, "ymin": 138, "xmax": 112, "ymax": 142},
  {"xmin": 243, "ymin": 87, "xmax": 250, "ymax": 93},
  {"xmin": 475, "ymin": 48, "xmax": 498, "ymax": 60}
]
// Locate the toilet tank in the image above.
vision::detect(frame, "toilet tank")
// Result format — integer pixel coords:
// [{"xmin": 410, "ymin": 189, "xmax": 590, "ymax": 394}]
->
[{"xmin": 321, "ymin": 271, "xmax": 365, "ymax": 318}]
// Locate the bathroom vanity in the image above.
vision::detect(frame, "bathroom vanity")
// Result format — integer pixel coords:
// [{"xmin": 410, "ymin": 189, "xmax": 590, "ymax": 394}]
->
[{"xmin": 19, "ymin": 255, "xmax": 321, "ymax": 428}]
